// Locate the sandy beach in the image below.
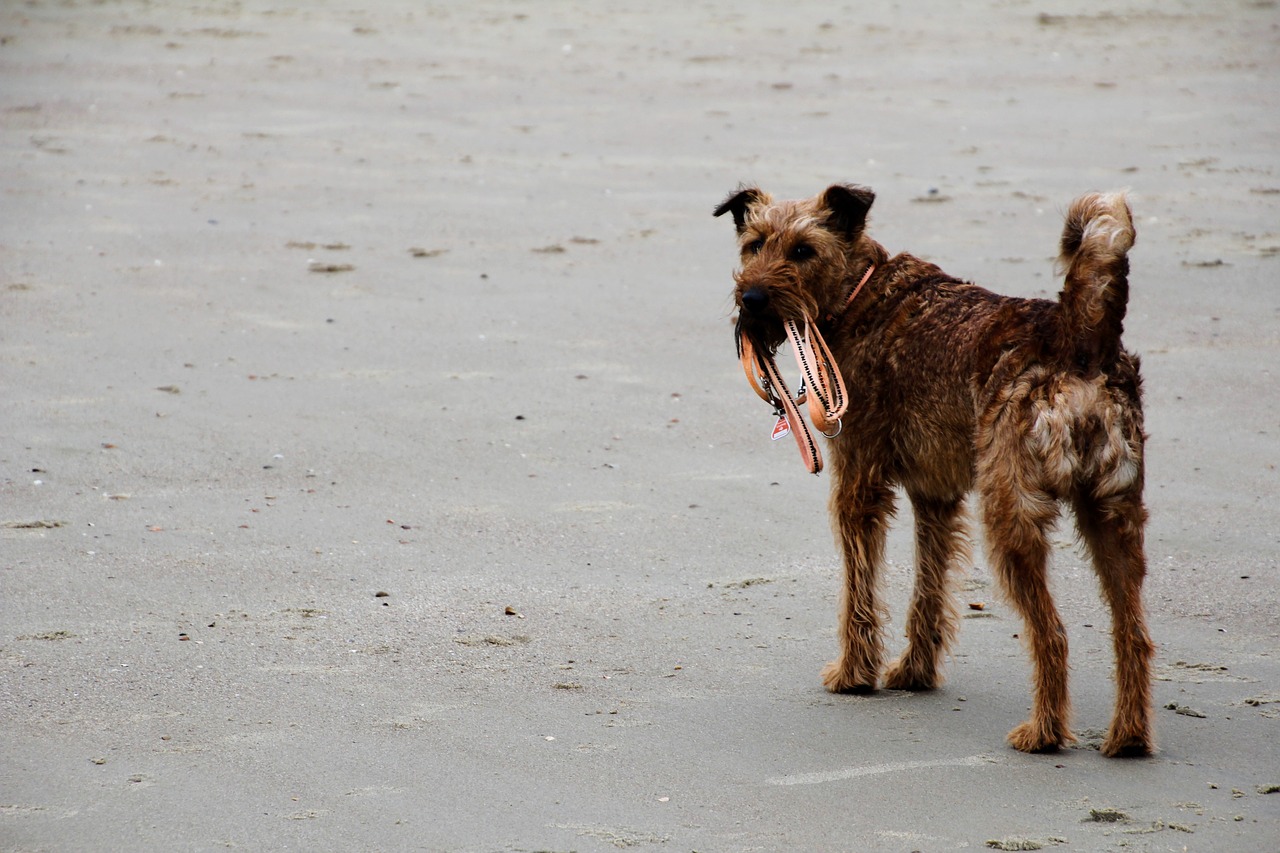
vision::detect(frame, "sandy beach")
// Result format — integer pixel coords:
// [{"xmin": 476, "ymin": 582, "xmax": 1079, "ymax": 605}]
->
[{"xmin": 3, "ymin": 1, "xmax": 1278, "ymax": 850}]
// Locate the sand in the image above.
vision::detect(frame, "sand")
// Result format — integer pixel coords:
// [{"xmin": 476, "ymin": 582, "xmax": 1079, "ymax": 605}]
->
[{"xmin": 3, "ymin": 1, "xmax": 1278, "ymax": 850}]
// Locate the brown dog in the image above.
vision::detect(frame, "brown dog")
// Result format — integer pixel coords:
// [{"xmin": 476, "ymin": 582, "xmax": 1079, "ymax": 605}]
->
[{"xmin": 715, "ymin": 184, "xmax": 1155, "ymax": 756}]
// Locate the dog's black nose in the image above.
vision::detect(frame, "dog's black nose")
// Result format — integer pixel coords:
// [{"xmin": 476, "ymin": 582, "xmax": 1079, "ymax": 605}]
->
[{"xmin": 740, "ymin": 288, "xmax": 768, "ymax": 312}]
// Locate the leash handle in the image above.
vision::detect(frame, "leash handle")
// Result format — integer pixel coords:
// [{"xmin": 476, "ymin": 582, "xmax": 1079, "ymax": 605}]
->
[
  {"xmin": 742, "ymin": 336, "xmax": 823, "ymax": 472},
  {"xmin": 758, "ymin": 348, "xmax": 824, "ymax": 474},
  {"xmin": 785, "ymin": 319, "xmax": 847, "ymax": 434}
]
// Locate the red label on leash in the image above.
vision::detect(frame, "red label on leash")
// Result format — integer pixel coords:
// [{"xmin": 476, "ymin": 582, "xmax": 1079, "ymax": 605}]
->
[{"xmin": 770, "ymin": 415, "xmax": 790, "ymax": 441}]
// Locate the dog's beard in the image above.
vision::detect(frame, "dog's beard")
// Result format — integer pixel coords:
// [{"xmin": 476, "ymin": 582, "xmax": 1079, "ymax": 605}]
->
[
  {"xmin": 734, "ymin": 313, "xmax": 787, "ymax": 360},
  {"xmin": 733, "ymin": 286, "xmax": 818, "ymax": 357}
]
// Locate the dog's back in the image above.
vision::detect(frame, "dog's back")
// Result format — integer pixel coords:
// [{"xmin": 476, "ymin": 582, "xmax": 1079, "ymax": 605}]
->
[{"xmin": 825, "ymin": 193, "xmax": 1142, "ymax": 504}]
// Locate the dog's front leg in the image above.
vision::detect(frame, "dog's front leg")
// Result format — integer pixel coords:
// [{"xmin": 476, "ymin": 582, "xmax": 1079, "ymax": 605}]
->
[
  {"xmin": 821, "ymin": 468, "xmax": 895, "ymax": 693},
  {"xmin": 881, "ymin": 494, "xmax": 967, "ymax": 690}
]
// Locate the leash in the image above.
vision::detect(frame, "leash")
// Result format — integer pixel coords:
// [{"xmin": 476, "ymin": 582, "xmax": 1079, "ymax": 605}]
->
[
  {"xmin": 826, "ymin": 261, "xmax": 877, "ymax": 325},
  {"xmin": 738, "ymin": 264, "xmax": 874, "ymax": 474}
]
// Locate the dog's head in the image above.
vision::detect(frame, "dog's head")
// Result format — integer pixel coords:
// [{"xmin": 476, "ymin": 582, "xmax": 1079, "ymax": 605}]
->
[{"xmin": 715, "ymin": 184, "xmax": 876, "ymax": 353}]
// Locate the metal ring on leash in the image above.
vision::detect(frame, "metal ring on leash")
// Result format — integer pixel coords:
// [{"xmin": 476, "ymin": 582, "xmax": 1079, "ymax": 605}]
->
[{"xmin": 822, "ymin": 418, "xmax": 843, "ymax": 439}]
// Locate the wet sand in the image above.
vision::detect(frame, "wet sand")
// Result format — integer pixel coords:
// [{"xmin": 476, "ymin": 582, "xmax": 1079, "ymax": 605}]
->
[{"xmin": 3, "ymin": 2, "xmax": 1278, "ymax": 850}]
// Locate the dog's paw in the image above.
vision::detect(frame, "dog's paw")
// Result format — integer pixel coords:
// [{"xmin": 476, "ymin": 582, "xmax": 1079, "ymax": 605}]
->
[
  {"xmin": 821, "ymin": 660, "xmax": 877, "ymax": 694},
  {"xmin": 1007, "ymin": 719, "xmax": 1075, "ymax": 753},
  {"xmin": 881, "ymin": 655, "xmax": 941, "ymax": 691},
  {"xmin": 1101, "ymin": 727, "xmax": 1154, "ymax": 758}
]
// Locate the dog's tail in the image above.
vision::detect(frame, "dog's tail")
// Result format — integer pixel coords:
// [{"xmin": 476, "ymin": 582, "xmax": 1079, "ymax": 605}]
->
[{"xmin": 1056, "ymin": 192, "xmax": 1135, "ymax": 369}]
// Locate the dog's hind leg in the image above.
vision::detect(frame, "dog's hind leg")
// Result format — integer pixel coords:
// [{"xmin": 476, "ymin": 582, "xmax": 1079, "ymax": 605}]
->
[
  {"xmin": 983, "ymin": 490, "xmax": 1073, "ymax": 751},
  {"xmin": 977, "ymin": 432, "xmax": 1074, "ymax": 751},
  {"xmin": 1073, "ymin": 491, "xmax": 1155, "ymax": 757},
  {"xmin": 882, "ymin": 494, "xmax": 966, "ymax": 690},
  {"xmin": 822, "ymin": 462, "xmax": 895, "ymax": 693}
]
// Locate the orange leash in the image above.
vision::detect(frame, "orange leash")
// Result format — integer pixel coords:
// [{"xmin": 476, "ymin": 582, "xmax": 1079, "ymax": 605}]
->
[
  {"xmin": 738, "ymin": 264, "xmax": 873, "ymax": 474},
  {"xmin": 740, "ymin": 332, "xmax": 818, "ymax": 473}
]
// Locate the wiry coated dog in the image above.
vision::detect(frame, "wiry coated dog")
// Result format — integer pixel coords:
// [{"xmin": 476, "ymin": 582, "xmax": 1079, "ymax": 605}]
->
[{"xmin": 715, "ymin": 184, "xmax": 1155, "ymax": 756}]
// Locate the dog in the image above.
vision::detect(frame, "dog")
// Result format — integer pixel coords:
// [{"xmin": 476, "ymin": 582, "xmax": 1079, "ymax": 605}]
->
[{"xmin": 715, "ymin": 184, "xmax": 1155, "ymax": 756}]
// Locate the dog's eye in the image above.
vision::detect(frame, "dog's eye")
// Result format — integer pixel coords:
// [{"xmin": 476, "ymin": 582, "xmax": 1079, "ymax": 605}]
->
[
  {"xmin": 744, "ymin": 238, "xmax": 765, "ymax": 255},
  {"xmin": 790, "ymin": 243, "xmax": 815, "ymax": 261}
]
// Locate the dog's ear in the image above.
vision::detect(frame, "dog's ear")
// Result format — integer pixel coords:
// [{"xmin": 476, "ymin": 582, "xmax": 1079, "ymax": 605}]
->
[
  {"xmin": 713, "ymin": 186, "xmax": 767, "ymax": 234},
  {"xmin": 819, "ymin": 184, "xmax": 875, "ymax": 239}
]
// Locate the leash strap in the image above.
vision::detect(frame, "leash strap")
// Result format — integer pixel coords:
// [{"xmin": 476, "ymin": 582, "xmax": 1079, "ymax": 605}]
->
[
  {"xmin": 785, "ymin": 319, "xmax": 846, "ymax": 435},
  {"xmin": 760, "ymin": 341, "xmax": 824, "ymax": 474},
  {"xmin": 738, "ymin": 335, "xmax": 773, "ymax": 406},
  {"xmin": 824, "ymin": 263, "xmax": 877, "ymax": 324},
  {"xmin": 739, "ymin": 319, "xmax": 846, "ymax": 474},
  {"xmin": 737, "ymin": 264, "xmax": 873, "ymax": 474}
]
